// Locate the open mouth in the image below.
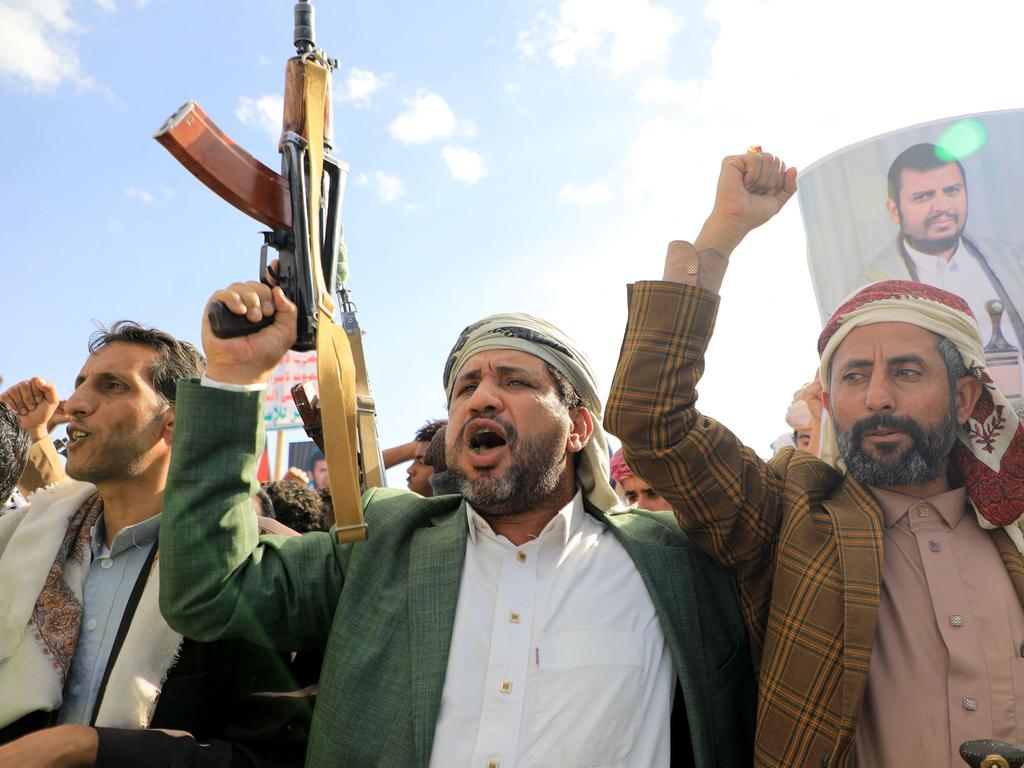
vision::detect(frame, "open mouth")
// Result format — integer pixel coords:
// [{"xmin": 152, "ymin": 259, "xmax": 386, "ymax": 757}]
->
[
  {"xmin": 469, "ymin": 427, "xmax": 508, "ymax": 453},
  {"xmin": 67, "ymin": 428, "xmax": 91, "ymax": 445}
]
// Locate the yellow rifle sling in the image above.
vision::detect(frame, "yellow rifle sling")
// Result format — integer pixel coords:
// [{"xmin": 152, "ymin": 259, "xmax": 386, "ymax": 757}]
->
[
  {"xmin": 303, "ymin": 58, "xmax": 367, "ymax": 542},
  {"xmin": 345, "ymin": 321, "xmax": 384, "ymax": 489}
]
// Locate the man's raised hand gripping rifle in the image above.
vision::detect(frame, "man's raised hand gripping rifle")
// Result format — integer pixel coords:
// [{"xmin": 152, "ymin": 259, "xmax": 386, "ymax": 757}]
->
[{"xmin": 153, "ymin": 1, "xmax": 382, "ymax": 541}]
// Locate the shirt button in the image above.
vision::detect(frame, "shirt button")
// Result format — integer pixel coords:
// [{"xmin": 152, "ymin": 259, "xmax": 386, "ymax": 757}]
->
[
  {"xmin": 71, "ymin": 684, "xmax": 82, "ymax": 696},
  {"xmin": 100, "ymin": 558, "xmax": 113, "ymax": 569},
  {"xmin": 86, "ymin": 618, "xmax": 97, "ymax": 631},
  {"xmin": 929, "ymin": 540, "xmax": 941, "ymax": 552},
  {"xmin": 499, "ymin": 680, "xmax": 513, "ymax": 694},
  {"xmin": 509, "ymin": 612, "xmax": 521, "ymax": 624},
  {"xmin": 916, "ymin": 504, "xmax": 930, "ymax": 518},
  {"xmin": 963, "ymin": 697, "xmax": 977, "ymax": 711},
  {"xmin": 950, "ymin": 614, "xmax": 964, "ymax": 627},
  {"xmin": 516, "ymin": 551, "xmax": 527, "ymax": 564}
]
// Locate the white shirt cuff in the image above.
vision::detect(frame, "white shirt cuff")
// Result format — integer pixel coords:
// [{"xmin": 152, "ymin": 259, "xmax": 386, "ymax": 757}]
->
[{"xmin": 200, "ymin": 375, "xmax": 268, "ymax": 393}]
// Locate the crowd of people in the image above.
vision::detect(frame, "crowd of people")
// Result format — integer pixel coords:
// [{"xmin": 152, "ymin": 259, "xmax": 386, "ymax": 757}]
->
[{"xmin": 1, "ymin": 149, "xmax": 1023, "ymax": 768}]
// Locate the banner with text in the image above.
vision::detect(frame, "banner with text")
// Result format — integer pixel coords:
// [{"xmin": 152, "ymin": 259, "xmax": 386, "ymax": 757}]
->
[{"xmin": 264, "ymin": 351, "xmax": 318, "ymax": 431}]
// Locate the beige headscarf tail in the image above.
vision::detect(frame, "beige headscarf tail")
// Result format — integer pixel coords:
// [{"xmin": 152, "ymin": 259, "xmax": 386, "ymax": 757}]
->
[{"xmin": 443, "ymin": 313, "xmax": 621, "ymax": 514}]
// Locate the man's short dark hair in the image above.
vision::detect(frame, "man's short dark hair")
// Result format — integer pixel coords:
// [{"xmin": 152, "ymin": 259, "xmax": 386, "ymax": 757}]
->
[
  {"xmin": 88, "ymin": 320, "xmax": 206, "ymax": 404},
  {"xmin": 0, "ymin": 403, "xmax": 31, "ymax": 503},
  {"xmin": 424, "ymin": 426, "xmax": 448, "ymax": 472},
  {"xmin": 261, "ymin": 480, "xmax": 330, "ymax": 534},
  {"xmin": 415, "ymin": 418, "xmax": 447, "ymax": 444},
  {"xmin": 887, "ymin": 143, "xmax": 967, "ymax": 203},
  {"xmin": 307, "ymin": 449, "xmax": 326, "ymax": 474}
]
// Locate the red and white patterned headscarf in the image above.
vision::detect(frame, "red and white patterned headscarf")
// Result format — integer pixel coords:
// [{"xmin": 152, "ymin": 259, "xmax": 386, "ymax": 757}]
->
[
  {"xmin": 817, "ymin": 280, "xmax": 1024, "ymax": 550},
  {"xmin": 609, "ymin": 449, "xmax": 635, "ymax": 483}
]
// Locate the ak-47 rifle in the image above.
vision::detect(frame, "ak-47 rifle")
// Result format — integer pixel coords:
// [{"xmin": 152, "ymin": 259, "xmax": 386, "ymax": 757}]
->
[{"xmin": 154, "ymin": 1, "xmax": 383, "ymax": 541}]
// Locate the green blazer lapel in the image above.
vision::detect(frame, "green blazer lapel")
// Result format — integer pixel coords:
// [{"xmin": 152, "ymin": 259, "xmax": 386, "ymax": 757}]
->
[
  {"xmin": 821, "ymin": 478, "xmax": 884, "ymax": 731},
  {"xmin": 407, "ymin": 502, "xmax": 469, "ymax": 767}
]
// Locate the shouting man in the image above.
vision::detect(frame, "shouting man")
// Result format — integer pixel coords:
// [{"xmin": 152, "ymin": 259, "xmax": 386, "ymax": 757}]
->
[{"xmin": 156, "ymin": 281, "xmax": 755, "ymax": 766}]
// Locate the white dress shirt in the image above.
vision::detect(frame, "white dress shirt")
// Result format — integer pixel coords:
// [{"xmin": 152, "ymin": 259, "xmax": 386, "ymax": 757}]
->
[
  {"xmin": 429, "ymin": 491, "xmax": 674, "ymax": 768},
  {"xmin": 906, "ymin": 240, "xmax": 1024, "ymax": 389}
]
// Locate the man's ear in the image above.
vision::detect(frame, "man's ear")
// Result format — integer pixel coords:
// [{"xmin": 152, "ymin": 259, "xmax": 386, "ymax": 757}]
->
[
  {"xmin": 821, "ymin": 388, "xmax": 832, "ymax": 418},
  {"xmin": 567, "ymin": 407, "xmax": 593, "ymax": 454},
  {"xmin": 886, "ymin": 198, "xmax": 901, "ymax": 226},
  {"xmin": 954, "ymin": 374, "xmax": 983, "ymax": 425},
  {"xmin": 163, "ymin": 405, "xmax": 176, "ymax": 446}
]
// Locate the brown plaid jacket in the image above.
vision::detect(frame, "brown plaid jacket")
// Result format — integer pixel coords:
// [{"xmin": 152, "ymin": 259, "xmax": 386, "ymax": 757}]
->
[{"xmin": 605, "ymin": 280, "xmax": 1024, "ymax": 768}]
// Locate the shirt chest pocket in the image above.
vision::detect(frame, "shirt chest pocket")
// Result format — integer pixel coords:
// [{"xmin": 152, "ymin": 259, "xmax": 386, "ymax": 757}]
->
[{"xmin": 526, "ymin": 629, "xmax": 644, "ymax": 768}]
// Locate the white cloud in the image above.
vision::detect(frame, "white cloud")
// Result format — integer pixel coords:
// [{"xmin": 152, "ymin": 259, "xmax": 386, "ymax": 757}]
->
[
  {"xmin": 390, "ymin": 90, "xmax": 474, "ymax": 145},
  {"xmin": 442, "ymin": 146, "xmax": 488, "ymax": 185},
  {"xmin": 519, "ymin": 0, "xmax": 680, "ymax": 77},
  {"xmin": 125, "ymin": 187, "xmax": 154, "ymax": 203},
  {"xmin": 354, "ymin": 172, "xmax": 369, "ymax": 186},
  {"xmin": 560, "ymin": 181, "xmax": 614, "ymax": 206},
  {"xmin": 235, "ymin": 95, "xmax": 283, "ymax": 140},
  {"xmin": 339, "ymin": 67, "xmax": 390, "ymax": 108},
  {"xmin": 94, "ymin": 0, "xmax": 117, "ymax": 11},
  {"xmin": 0, "ymin": 1, "xmax": 94, "ymax": 91},
  {"xmin": 372, "ymin": 171, "xmax": 405, "ymax": 203},
  {"xmin": 125, "ymin": 186, "xmax": 173, "ymax": 204},
  {"xmin": 634, "ymin": 74, "xmax": 697, "ymax": 106}
]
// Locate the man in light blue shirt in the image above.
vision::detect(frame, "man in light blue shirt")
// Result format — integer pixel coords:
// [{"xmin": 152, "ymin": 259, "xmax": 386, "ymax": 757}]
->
[{"xmin": 0, "ymin": 322, "xmax": 309, "ymax": 767}]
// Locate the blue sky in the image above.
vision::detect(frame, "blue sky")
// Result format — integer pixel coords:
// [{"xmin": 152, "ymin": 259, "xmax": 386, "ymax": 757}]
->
[{"xmin": 4, "ymin": 0, "xmax": 1024, "ymax": 484}]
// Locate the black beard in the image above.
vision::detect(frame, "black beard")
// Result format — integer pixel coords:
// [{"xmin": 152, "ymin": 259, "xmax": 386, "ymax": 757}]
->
[
  {"xmin": 448, "ymin": 415, "xmax": 566, "ymax": 518},
  {"xmin": 905, "ymin": 232, "xmax": 961, "ymax": 256},
  {"xmin": 835, "ymin": 406, "xmax": 958, "ymax": 489},
  {"xmin": 901, "ymin": 207, "xmax": 966, "ymax": 256}
]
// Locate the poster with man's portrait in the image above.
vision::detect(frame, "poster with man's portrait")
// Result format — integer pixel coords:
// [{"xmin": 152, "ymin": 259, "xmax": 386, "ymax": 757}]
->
[{"xmin": 799, "ymin": 110, "xmax": 1024, "ymax": 397}]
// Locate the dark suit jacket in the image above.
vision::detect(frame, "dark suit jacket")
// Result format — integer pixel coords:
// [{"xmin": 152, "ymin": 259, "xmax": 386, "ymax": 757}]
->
[{"xmin": 158, "ymin": 381, "xmax": 757, "ymax": 767}]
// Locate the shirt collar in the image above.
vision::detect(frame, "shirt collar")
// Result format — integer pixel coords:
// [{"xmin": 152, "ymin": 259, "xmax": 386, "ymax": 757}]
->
[
  {"xmin": 89, "ymin": 512, "xmax": 162, "ymax": 559},
  {"xmin": 904, "ymin": 238, "xmax": 964, "ymax": 276},
  {"xmin": 870, "ymin": 486, "xmax": 968, "ymax": 529},
  {"xmin": 465, "ymin": 490, "xmax": 583, "ymax": 547}
]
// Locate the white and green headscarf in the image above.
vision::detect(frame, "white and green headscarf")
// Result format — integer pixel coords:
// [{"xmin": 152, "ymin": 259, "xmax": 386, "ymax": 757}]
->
[{"xmin": 443, "ymin": 313, "xmax": 620, "ymax": 513}]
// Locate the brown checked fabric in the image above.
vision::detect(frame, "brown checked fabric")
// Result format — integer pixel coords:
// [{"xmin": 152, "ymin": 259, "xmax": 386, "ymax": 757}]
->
[{"xmin": 605, "ymin": 279, "xmax": 1024, "ymax": 768}]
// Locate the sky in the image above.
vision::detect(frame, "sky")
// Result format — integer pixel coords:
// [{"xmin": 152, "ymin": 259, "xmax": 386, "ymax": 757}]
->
[{"xmin": 4, "ymin": 0, "xmax": 1024, "ymax": 487}]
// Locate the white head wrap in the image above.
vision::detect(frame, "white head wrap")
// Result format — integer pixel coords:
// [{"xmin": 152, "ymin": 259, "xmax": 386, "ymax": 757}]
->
[{"xmin": 443, "ymin": 313, "xmax": 620, "ymax": 513}]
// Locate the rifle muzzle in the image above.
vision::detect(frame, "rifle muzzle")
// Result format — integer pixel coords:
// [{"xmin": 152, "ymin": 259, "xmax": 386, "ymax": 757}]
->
[{"xmin": 294, "ymin": 1, "xmax": 315, "ymax": 53}]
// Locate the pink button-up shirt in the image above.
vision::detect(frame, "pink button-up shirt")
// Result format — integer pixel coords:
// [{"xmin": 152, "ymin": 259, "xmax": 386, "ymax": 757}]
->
[{"xmin": 855, "ymin": 487, "xmax": 1024, "ymax": 767}]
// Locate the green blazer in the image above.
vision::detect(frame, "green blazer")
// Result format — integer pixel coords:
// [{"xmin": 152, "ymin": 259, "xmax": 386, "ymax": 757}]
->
[{"xmin": 159, "ymin": 382, "xmax": 755, "ymax": 767}]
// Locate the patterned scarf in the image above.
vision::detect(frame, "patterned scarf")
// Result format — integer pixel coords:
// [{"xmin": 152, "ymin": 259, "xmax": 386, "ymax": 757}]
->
[
  {"xmin": 818, "ymin": 280, "xmax": 1024, "ymax": 549},
  {"xmin": 28, "ymin": 492, "xmax": 103, "ymax": 686}
]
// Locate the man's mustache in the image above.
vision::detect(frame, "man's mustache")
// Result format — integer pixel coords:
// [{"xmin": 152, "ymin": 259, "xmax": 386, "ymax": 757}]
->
[
  {"xmin": 846, "ymin": 413, "xmax": 927, "ymax": 445},
  {"xmin": 925, "ymin": 211, "xmax": 959, "ymax": 227}
]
